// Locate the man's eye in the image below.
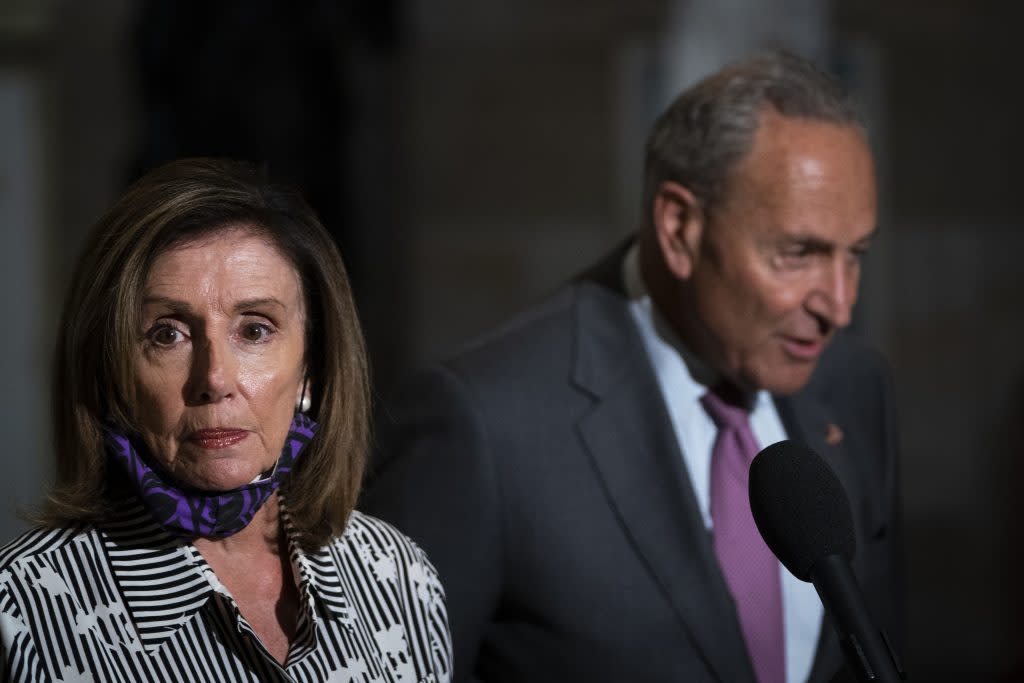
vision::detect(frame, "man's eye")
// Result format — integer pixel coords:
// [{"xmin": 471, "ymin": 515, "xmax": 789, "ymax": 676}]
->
[
  {"xmin": 780, "ymin": 245, "xmax": 810, "ymax": 260},
  {"xmin": 241, "ymin": 323, "xmax": 272, "ymax": 342},
  {"xmin": 150, "ymin": 326, "xmax": 183, "ymax": 346}
]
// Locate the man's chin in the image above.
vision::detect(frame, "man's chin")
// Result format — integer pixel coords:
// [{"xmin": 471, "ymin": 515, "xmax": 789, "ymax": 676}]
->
[{"xmin": 752, "ymin": 364, "xmax": 818, "ymax": 396}]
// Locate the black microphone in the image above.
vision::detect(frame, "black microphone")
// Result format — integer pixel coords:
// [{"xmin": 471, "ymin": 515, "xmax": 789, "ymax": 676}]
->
[{"xmin": 748, "ymin": 440, "xmax": 905, "ymax": 682}]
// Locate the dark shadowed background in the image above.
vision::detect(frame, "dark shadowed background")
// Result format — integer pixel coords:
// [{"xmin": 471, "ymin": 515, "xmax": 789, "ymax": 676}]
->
[{"xmin": 0, "ymin": 0, "xmax": 1020, "ymax": 679}]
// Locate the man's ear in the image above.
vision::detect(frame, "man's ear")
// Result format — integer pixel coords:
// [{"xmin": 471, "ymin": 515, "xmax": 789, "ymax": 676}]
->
[{"xmin": 652, "ymin": 180, "xmax": 704, "ymax": 280}]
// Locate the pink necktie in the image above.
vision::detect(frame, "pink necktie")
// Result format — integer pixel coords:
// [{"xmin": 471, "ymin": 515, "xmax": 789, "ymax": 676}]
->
[{"xmin": 701, "ymin": 390, "xmax": 785, "ymax": 683}]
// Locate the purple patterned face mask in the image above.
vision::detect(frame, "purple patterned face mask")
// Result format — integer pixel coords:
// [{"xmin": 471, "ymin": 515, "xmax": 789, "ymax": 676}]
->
[{"xmin": 104, "ymin": 414, "xmax": 317, "ymax": 538}]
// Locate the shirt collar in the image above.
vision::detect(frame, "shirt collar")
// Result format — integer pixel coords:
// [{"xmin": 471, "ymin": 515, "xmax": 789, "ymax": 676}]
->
[
  {"xmin": 623, "ymin": 244, "xmax": 719, "ymax": 394},
  {"xmin": 622, "ymin": 244, "xmax": 771, "ymax": 412},
  {"xmin": 279, "ymin": 502, "xmax": 350, "ymax": 621}
]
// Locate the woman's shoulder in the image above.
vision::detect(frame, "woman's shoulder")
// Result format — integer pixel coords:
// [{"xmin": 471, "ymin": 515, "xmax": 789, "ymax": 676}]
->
[
  {"xmin": 336, "ymin": 510, "xmax": 435, "ymax": 566},
  {"xmin": 317, "ymin": 514, "xmax": 452, "ymax": 680},
  {"xmin": 0, "ymin": 523, "xmax": 95, "ymax": 573},
  {"xmin": 0, "ymin": 524, "xmax": 98, "ymax": 607},
  {"xmin": 320, "ymin": 511, "xmax": 444, "ymax": 592},
  {"xmin": 299, "ymin": 510, "xmax": 447, "ymax": 623}
]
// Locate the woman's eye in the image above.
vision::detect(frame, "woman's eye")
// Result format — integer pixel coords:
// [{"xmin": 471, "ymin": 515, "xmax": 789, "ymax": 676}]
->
[
  {"xmin": 150, "ymin": 326, "xmax": 183, "ymax": 346},
  {"xmin": 240, "ymin": 322, "xmax": 272, "ymax": 342}
]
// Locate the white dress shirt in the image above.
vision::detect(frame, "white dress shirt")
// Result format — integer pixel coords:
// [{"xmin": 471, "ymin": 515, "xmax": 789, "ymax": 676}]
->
[{"xmin": 623, "ymin": 245, "xmax": 822, "ymax": 683}]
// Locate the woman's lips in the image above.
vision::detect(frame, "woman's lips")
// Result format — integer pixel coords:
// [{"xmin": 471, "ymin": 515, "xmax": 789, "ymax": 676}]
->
[
  {"xmin": 780, "ymin": 335, "xmax": 825, "ymax": 361},
  {"xmin": 188, "ymin": 428, "xmax": 249, "ymax": 449}
]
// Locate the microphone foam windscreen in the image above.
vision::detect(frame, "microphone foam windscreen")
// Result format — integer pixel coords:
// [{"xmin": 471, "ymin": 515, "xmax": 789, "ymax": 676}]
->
[{"xmin": 748, "ymin": 440, "xmax": 856, "ymax": 582}]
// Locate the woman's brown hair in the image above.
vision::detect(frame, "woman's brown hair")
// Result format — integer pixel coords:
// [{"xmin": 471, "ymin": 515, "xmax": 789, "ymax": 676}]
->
[{"xmin": 45, "ymin": 158, "xmax": 369, "ymax": 551}]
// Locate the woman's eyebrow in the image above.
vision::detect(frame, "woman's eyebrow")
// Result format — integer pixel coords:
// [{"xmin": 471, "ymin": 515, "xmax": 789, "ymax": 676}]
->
[
  {"xmin": 233, "ymin": 297, "xmax": 287, "ymax": 313},
  {"xmin": 140, "ymin": 296, "xmax": 288, "ymax": 312},
  {"xmin": 140, "ymin": 296, "xmax": 192, "ymax": 313}
]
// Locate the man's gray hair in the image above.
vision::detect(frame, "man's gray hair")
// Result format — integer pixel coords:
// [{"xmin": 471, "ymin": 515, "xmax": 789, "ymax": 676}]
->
[{"xmin": 643, "ymin": 51, "xmax": 864, "ymax": 220}]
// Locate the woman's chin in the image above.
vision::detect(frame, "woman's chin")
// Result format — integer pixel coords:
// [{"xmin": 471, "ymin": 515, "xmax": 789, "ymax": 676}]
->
[
  {"xmin": 165, "ymin": 445, "xmax": 277, "ymax": 492},
  {"xmin": 177, "ymin": 464, "xmax": 266, "ymax": 493}
]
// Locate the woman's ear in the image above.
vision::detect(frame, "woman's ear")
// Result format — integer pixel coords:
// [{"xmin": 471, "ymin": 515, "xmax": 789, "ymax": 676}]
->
[{"xmin": 651, "ymin": 180, "xmax": 705, "ymax": 280}]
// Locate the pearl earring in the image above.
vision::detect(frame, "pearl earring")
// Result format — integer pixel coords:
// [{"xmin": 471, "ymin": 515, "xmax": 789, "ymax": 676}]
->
[{"xmin": 297, "ymin": 375, "xmax": 311, "ymax": 413}]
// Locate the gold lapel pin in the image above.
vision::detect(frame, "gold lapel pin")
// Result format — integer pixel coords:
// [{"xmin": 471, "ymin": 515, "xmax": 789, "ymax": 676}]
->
[{"xmin": 825, "ymin": 423, "xmax": 844, "ymax": 446}]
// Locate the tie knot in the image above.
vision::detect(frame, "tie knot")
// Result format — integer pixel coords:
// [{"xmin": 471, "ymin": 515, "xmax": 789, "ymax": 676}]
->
[{"xmin": 700, "ymin": 388, "xmax": 752, "ymax": 431}]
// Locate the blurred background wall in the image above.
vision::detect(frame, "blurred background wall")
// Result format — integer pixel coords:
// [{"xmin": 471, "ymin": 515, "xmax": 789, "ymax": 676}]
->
[{"xmin": 0, "ymin": 0, "xmax": 1020, "ymax": 678}]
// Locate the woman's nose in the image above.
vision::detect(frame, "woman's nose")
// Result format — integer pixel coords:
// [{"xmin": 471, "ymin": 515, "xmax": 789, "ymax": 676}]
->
[{"xmin": 186, "ymin": 336, "xmax": 238, "ymax": 405}]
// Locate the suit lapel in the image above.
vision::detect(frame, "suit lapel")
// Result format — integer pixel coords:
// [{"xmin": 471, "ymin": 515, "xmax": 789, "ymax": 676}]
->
[
  {"xmin": 571, "ymin": 277, "xmax": 756, "ymax": 683},
  {"xmin": 775, "ymin": 389, "xmax": 868, "ymax": 575},
  {"xmin": 775, "ymin": 387, "xmax": 867, "ymax": 681}
]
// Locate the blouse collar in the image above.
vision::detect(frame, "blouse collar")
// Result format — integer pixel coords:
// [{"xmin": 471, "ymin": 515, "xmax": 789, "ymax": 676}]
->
[{"xmin": 100, "ymin": 494, "xmax": 350, "ymax": 655}]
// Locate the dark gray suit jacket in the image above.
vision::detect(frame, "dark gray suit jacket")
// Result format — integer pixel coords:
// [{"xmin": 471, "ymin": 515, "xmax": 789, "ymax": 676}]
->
[{"xmin": 361, "ymin": 248, "xmax": 904, "ymax": 682}]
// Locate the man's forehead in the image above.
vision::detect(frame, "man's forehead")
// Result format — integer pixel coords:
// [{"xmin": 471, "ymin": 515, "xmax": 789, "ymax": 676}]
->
[
  {"xmin": 775, "ymin": 225, "xmax": 878, "ymax": 246},
  {"xmin": 727, "ymin": 115, "xmax": 874, "ymax": 197},
  {"xmin": 747, "ymin": 111, "xmax": 870, "ymax": 166}
]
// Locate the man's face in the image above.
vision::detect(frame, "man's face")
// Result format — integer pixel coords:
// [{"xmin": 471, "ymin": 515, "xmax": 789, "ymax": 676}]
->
[{"xmin": 684, "ymin": 110, "xmax": 877, "ymax": 395}]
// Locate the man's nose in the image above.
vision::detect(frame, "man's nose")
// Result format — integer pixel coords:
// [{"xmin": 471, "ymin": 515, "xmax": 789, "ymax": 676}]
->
[
  {"xmin": 187, "ymin": 336, "xmax": 238, "ymax": 405},
  {"xmin": 806, "ymin": 257, "xmax": 857, "ymax": 331}
]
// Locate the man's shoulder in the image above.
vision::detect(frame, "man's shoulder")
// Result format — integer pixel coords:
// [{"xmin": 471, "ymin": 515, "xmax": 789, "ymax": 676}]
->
[
  {"xmin": 441, "ymin": 242, "xmax": 633, "ymax": 373},
  {"xmin": 798, "ymin": 331, "xmax": 896, "ymax": 432},
  {"xmin": 442, "ymin": 279, "xmax": 622, "ymax": 375},
  {"xmin": 451, "ymin": 285, "xmax": 580, "ymax": 362},
  {"xmin": 811, "ymin": 331, "xmax": 892, "ymax": 388}
]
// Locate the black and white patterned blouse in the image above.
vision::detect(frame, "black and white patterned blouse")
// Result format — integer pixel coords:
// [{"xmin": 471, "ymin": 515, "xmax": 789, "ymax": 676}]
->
[{"xmin": 0, "ymin": 497, "xmax": 452, "ymax": 682}]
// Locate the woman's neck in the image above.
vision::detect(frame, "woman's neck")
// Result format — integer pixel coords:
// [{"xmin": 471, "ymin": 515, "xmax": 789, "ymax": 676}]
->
[
  {"xmin": 193, "ymin": 492, "xmax": 285, "ymax": 559},
  {"xmin": 191, "ymin": 491, "xmax": 299, "ymax": 664}
]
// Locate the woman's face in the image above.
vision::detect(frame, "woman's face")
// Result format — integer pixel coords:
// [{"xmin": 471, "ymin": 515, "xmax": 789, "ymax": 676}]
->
[{"xmin": 133, "ymin": 227, "xmax": 307, "ymax": 492}]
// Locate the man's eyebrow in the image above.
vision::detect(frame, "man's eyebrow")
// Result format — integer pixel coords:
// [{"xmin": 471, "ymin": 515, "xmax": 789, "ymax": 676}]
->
[
  {"xmin": 784, "ymin": 227, "xmax": 878, "ymax": 248},
  {"xmin": 855, "ymin": 227, "xmax": 879, "ymax": 245},
  {"xmin": 783, "ymin": 235, "xmax": 835, "ymax": 251}
]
